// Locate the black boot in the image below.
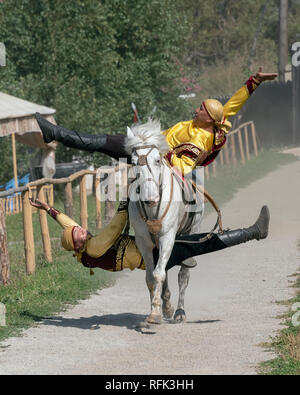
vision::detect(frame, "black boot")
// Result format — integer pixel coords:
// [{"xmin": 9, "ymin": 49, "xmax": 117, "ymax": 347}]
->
[
  {"xmin": 153, "ymin": 205, "xmax": 270, "ymax": 271},
  {"xmin": 218, "ymin": 205, "xmax": 270, "ymax": 246},
  {"xmin": 35, "ymin": 112, "xmax": 131, "ymax": 162}
]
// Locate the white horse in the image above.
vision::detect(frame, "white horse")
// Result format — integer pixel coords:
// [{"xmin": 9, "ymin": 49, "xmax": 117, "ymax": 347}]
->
[{"xmin": 125, "ymin": 119, "xmax": 204, "ymax": 324}]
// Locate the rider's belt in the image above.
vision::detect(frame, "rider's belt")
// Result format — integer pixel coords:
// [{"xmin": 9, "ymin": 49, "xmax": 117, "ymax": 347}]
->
[
  {"xmin": 173, "ymin": 143, "xmax": 209, "ymax": 167},
  {"xmin": 114, "ymin": 235, "xmax": 130, "ymax": 271}
]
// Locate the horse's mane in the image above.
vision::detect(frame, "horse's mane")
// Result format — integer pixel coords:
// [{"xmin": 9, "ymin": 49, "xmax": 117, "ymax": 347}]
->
[{"xmin": 125, "ymin": 118, "xmax": 170, "ymax": 155}]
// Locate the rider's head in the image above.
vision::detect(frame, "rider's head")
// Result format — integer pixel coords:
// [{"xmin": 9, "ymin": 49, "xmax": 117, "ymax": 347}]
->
[
  {"xmin": 193, "ymin": 99, "xmax": 231, "ymax": 134},
  {"xmin": 61, "ymin": 226, "xmax": 88, "ymax": 252},
  {"xmin": 193, "ymin": 99, "xmax": 223, "ymax": 127}
]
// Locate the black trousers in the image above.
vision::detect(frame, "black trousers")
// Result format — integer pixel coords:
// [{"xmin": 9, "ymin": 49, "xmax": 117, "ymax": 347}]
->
[{"xmin": 153, "ymin": 234, "xmax": 227, "ymax": 271}]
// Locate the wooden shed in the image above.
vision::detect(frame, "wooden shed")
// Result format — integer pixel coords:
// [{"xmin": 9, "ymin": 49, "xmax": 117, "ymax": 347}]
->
[{"xmin": 0, "ymin": 92, "xmax": 57, "ymax": 187}]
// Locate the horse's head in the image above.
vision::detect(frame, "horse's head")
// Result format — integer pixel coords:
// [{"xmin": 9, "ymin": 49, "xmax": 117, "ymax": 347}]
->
[{"xmin": 125, "ymin": 119, "xmax": 169, "ymax": 207}]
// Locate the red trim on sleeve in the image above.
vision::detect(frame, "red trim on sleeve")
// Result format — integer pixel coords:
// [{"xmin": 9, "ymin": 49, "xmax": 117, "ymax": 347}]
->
[
  {"xmin": 245, "ymin": 76, "xmax": 261, "ymax": 95},
  {"xmin": 48, "ymin": 207, "xmax": 60, "ymax": 220}
]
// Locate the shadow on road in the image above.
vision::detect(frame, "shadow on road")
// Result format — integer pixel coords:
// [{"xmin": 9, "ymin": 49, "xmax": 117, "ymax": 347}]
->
[
  {"xmin": 21, "ymin": 312, "xmax": 221, "ymax": 334},
  {"xmin": 38, "ymin": 312, "xmax": 148, "ymax": 331}
]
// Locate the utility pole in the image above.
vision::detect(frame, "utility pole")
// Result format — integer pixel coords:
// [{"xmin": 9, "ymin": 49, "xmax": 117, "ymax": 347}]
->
[{"xmin": 279, "ymin": 0, "xmax": 289, "ymax": 82}]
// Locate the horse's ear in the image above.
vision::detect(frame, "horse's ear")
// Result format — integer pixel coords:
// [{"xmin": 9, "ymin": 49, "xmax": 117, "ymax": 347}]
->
[{"xmin": 127, "ymin": 126, "xmax": 134, "ymax": 139}]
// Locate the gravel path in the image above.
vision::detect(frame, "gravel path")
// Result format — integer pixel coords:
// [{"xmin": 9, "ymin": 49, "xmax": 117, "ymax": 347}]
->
[{"xmin": 0, "ymin": 159, "xmax": 300, "ymax": 375}]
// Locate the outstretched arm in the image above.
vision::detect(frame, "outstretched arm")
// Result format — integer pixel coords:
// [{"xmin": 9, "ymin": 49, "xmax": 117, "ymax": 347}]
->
[
  {"xmin": 29, "ymin": 198, "xmax": 80, "ymax": 228},
  {"xmin": 223, "ymin": 67, "xmax": 278, "ymax": 119}
]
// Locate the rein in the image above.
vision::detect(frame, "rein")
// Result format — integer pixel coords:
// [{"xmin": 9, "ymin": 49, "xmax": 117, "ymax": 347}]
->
[{"xmin": 164, "ymin": 161, "xmax": 224, "ymax": 244}]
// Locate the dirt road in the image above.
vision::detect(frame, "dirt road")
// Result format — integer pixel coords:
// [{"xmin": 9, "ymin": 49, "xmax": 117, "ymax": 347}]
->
[{"xmin": 0, "ymin": 159, "xmax": 300, "ymax": 375}]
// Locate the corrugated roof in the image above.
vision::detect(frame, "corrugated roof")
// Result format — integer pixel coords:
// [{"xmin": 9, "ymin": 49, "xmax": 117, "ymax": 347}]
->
[{"xmin": 0, "ymin": 91, "xmax": 55, "ymax": 121}]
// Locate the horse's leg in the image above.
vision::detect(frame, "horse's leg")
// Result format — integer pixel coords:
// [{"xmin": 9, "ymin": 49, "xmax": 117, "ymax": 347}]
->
[
  {"xmin": 174, "ymin": 265, "xmax": 190, "ymax": 322},
  {"xmin": 148, "ymin": 232, "xmax": 176, "ymax": 324},
  {"xmin": 161, "ymin": 272, "xmax": 174, "ymax": 320},
  {"xmin": 133, "ymin": 230, "xmax": 157, "ymax": 324},
  {"xmin": 175, "ymin": 207, "xmax": 203, "ymax": 322}
]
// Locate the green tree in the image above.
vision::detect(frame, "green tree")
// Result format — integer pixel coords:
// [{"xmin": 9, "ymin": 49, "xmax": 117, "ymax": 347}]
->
[
  {"xmin": 176, "ymin": 0, "xmax": 300, "ymax": 100},
  {"xmin": 0, "ymin": 0, "xmax": 190, "ymax": 180}
]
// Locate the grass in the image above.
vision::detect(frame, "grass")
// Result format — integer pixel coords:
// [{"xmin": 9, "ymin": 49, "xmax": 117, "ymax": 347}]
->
[
  {"xmin": 0, "ymin": 193, "xmax": 114, "ymax": 343},
  {"xmin": 258, "ymin": 249, "xmax": 300, "ymax": 375},
  {"xmin": 0, "ymin": 148, "xmax": 298, "ymax": 345}
]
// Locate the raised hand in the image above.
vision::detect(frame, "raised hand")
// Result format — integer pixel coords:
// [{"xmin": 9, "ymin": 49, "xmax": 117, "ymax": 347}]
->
[
  {"xmin": 29, "ymin": 198, "xmax": 49, "ymax": 211},
  {"xmin": 255, "ymin": 66, "xmax": 278, "ymax": 82}
]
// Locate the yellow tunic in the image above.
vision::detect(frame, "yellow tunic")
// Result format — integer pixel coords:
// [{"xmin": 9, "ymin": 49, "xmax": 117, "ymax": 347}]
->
[
  {"xmin": 53, "ymin": 210, "xmax": 144, "ymax": 271},
  {"xmin": 163, "ymin": 76, "xmax": 260, "ymax": 174}
]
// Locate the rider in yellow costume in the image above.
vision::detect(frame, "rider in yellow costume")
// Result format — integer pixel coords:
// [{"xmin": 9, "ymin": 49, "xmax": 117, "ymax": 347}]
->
[
  {"xmin": 163, "ymin": 75, "xmax": 261, "ymax": 175},
  {"xmin": 30, "ymin": 198, "xmax": 270, "ymax": 274},
  {"xmin": 35, "ymin": 68, "xmax": 277, "ymax": 175}
]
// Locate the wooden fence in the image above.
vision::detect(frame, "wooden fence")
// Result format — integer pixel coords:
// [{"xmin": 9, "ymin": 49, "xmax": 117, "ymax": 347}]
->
[
  {"xmin": 204, "ymin": 121, "xmax": 259, "ymax": 180},
  {"xmin": 0, "ymin": 164, "xmax": 128, "ymax": 278},
  {"xmin": 0, "ymin": 121, "xmax": 258, "ymax": 282},
  {"xmin": 2, "ymin": 185, "xmax": 54, "ymax": 216}
]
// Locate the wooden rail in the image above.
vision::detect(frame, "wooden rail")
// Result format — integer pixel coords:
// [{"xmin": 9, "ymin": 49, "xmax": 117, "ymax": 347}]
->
[
  {"xmin": 0, "ymin": 123, "xmax": 258, "ymax": 280},
  {"xmin": 205, "ymin": 121, "xmax": 259, "ymax": 178},
  {"xmin": 2, "ymin": 185, "xmax": 53, "ymax": 216},
  {"xmin": 0, "ymin": 164, "xmax": 128, "ymax": 278}
]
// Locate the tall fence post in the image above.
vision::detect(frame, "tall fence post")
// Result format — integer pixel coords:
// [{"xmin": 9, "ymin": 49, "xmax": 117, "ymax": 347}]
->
[
  {"xmin": 104, "ymin": 171, "xmax": 116, "ymax": 224},
  {"xmin": 95, "ymin": 173, "xmax": 102, "ymax": 229},
  {"xmin": 22, "ymin": 190, "xmax": 35, "ymax": 275},
  {"xmin": 64, "ymin": 182, "xmax": 73, "ymax": 219},
  {"xmin": 80, "ymin": 175, "xmax": 88, "ymax": 229},
  {"xmin": 0, "ymin": 199, "xmax": 10, "ymax": 285},
  {"xmin": 37, "ymin": 186, "xmax": 52, "ymax": 263}
]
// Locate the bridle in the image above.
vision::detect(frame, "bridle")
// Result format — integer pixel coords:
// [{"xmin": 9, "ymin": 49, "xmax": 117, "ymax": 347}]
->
[
  {"xmin": 128, "ymin": 144, "xmax": 174, "ymax": 245},
  {"xmin": 128, "ymin": 144, "xmax": 224, "ymax": 247},
  {"xmin": 131, "ymin": 145, "xmax": 163, "ymax": 192}
]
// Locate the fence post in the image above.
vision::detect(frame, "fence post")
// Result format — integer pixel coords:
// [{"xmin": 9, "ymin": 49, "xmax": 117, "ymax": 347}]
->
[
  {"xmin": 232, "ymin": 134, "xmax": 237, "ymax": 167},
  {"xmin": 0, "ymin": 199, "xmax": 10, "ymax": 285},
  {"xmin": 237, "ymin": 129, "xmax": 246, "ymax": 165},
  {"xmin": 251, "ymin": 122, "xmax": 258, "ymax": 156},
  {"xmin": 223, "ymin": 142, "xmax": 230, "ymax": 165},
  {"xmin": 37, "ymin": 186, "xmax": 52, "ymax": 263},
  {"xmin": 205, "ymin": 166, "xmax": 210, "ymax": 180},
  {"xmin": 22, "ymin": 190, "xmax": 35, "ymax": 275},
  {"xmin": 95, "ymin": 174, "xmax": 102, "ymax": 229},
  {"xmin": 219, "ymin": 149, "xmax": 224, "ymax": 166},
  {"xmin": 80, "ymin": 175, "xmax": 88, "ymax": 229},
  {"xmin": 64, "ymin": 182, "xmax": 73, "ymax": 219},
  {"xmin": 212, "ymin": 159, "xmax": 217, "ymax": 177},
  {"xmin": 105, "ymin": 172, "xmax": 116, "ymax": 224},
  {"xmin": 245, "ymin": 124, "xmax": 250, "ymax": 161}
]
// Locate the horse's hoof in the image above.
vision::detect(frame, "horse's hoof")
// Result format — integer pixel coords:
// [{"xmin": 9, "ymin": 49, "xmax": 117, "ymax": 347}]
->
[
  {"xmin": 146, "ymin": 313, "xmax": 162, "ymax": 325},
  {"xmin": 136, "ymin": 320, "xmax": 152, "ymax": 329},
  {"xmin": 173, "ymin": 309, "xmax": 186, "ymax": 323},
  {"xmin": 162, "ymin": 305, "xmax": 175, "ymax": 320}
]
